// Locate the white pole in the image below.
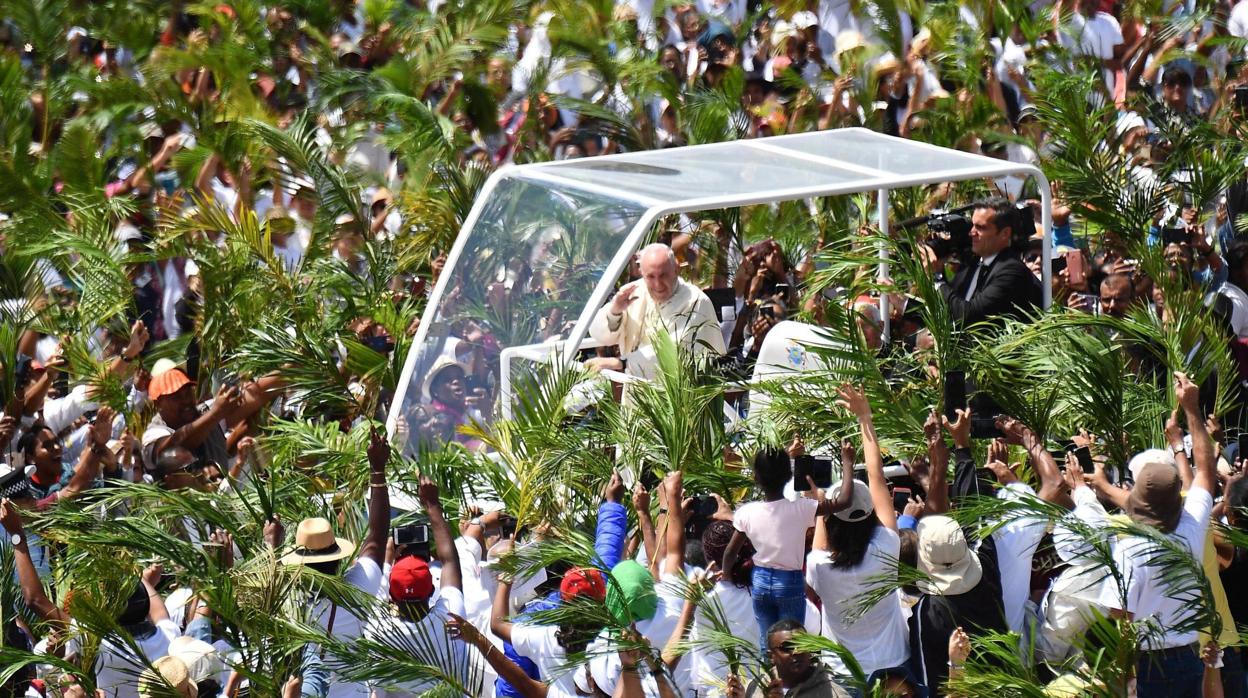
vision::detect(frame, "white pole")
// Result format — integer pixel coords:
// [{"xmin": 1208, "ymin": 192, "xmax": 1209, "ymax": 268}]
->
[
  {"xmin": 878, "ymin": 189, "xmax": 891, "ymax": 343},
  {"xmin": 1037, "ymin": 174, "xmax": 1053, "ymax": 308}
]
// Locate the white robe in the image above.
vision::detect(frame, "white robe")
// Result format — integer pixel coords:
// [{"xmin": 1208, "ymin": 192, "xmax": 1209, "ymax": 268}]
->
[{"xmin": 588, "ymin": 278, "xmax": 726, "ymax": 379}]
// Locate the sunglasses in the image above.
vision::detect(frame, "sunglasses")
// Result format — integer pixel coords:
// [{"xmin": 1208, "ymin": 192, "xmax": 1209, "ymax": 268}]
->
[{"xmin": 175, "ymin": 459, "xmax": 209, "ymax": 474}]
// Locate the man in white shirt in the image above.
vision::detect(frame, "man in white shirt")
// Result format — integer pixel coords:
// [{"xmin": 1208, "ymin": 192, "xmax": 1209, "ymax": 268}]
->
[
  {"xmin": 1057, "ymin": 0, "xmax": 1123, "ymax": 88},
  {"xmin": 279, "ymin": 430, "xmax": 392, "ymax": 698},
  {"xmin": 367, "ymin": 477, "xmax": 472, "ymax": 697},
  {"xmin": 1097, "ymin": 372, "xmax": 1216, "ymax": 698},
  {"xmin": 588, "ymin": 243, "xmax": 725, "ymax": 379}
]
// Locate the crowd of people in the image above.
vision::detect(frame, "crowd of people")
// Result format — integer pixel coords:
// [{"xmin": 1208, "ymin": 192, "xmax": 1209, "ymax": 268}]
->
[{"xmin": 4, "ymin": 0, "xmax": 1248, "ymax": 697}]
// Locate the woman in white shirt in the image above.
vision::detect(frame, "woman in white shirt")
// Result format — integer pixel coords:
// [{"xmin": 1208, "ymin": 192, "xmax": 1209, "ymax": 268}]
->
[{"xmin": 804, "ymin": 386, "xmax": 910, "ymax": 686}]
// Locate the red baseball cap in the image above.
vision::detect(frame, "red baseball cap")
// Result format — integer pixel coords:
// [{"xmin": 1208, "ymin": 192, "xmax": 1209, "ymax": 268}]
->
[
  {"xmin": 389, "ymin": 556, "xmax": 434, "ymax": 602},
  {"xmin": 559, "ymin": 567, "xmax": 606, "ymax": 602}
]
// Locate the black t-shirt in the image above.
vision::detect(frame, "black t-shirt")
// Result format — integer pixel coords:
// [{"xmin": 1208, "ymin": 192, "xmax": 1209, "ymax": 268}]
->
[{"xmin": 907, "ymin": 534, "xmax": 1009, "ymax": 692}]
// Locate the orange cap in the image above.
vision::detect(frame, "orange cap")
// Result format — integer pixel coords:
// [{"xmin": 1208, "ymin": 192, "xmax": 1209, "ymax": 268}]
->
[{"xmin": 148, "ymin": 368, "xmax": 194, "ymax": 401}]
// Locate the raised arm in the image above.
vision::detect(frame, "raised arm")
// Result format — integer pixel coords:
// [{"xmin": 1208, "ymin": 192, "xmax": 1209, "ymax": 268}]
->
[
  {"xmin": 359, "ymin": 428, "xmax": 391, "ymax": 565},
  {"xmin": 595, "ymin": 472, "xmax": 628, "ymax": 570},
  {"xmin": 490, "ymin": 578, "xmax": 515, "ymax": 643},
  {"xmin": 633, "ymin": 482, "xmax": 657, "ymax": 568},
  {"xmin": 922, "ymin": 411, "xmax": 951, "ymax": 514},
  {"xmin": 420, "ymin": 475, "xmax": 461, "ymax": 591},
  {"xmin": 661, "ymin": 471, "xmax": 686, "ymax": 578},
  {"xmin": 1176, "ymin": 372, "xmax": 1216, "ymax": 494},
  {"xmin": 997, "ymin": 416, "xmax": 1066, "ymax": 505},
  {"xmin": 1164, "ymin": 409, "xmax": 1194, "ymax": 492},
  {"xmin": 142, "ymin": 564, "xmax": 171, "ymax": 624},
  {"xmin": 944, "ymin": 408, "xmax": 993, "ymax": 501},
  {"xmin": 161, "ymin": 385, "xmax": 241, "ymax": 452},
  {"xmin": 0, "ymin": 500, "xmax": 66, "ymax": 624},
  {"xmin": 448, "ymin": 613, "xmax": 546, "ymax": 698},
  {"xmin": 105, "ymin": 321, "xmax": 148, "ymax": 381},
  {"xmin": 57, "ymin": 406, "xmax": 116, "ymax": 502},
  {"xmin": 836, "ymin": 385, "xmax": 896, "ymax": 529}
]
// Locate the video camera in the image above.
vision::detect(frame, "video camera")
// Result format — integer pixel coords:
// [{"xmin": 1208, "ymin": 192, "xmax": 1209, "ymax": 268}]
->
[
  {"xmin": 903, "ymin": 201, "xmax": 1034, "ymax": 263},
  {"xmin": 925, "ymin": 209, "xmax": 974, "ymax": 260}
]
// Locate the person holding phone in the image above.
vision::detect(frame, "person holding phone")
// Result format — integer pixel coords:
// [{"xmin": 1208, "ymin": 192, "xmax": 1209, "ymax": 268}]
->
[
  {"xmin": 722, "ymin": 299, "xmax": 787, "ymax": 378},
  {"xmin": 805, "ymin": 386, "xmax": 914, "ymax": 691}
]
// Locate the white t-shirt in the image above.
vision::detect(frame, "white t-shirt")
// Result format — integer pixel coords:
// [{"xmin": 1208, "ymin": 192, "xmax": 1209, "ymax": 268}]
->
[
  {"xmin": 689, "ymin": 582, "xmax": 758, "ymax": 695},
  {"xmin": 733, "ymin": 498, "xmax": 818, "ymax": 570},
  {"xmin": 454, "ymin": 536, "xmax": 493, "ymax": 630},
  {"xmin": 314, "ymin": 558, "xmax": 384, "ymax": 698},
  {"xmin": 1230, "ymin": 0, "xmax": 1248, "ymax": 42},
  {"xmin": 1097, "ymin": 487, "xmax": 1214, "ymax": 650},
  {"xmin": 589, "ymin": 572, "xmax": 690, "ymax": 697},
  {"xmin": 805, "ymin": 526, "xmax": 908, "ymax": 677},
  {"xmin": 93, "ymin": 619, "xmax": 181, "ymax": 698},
  {"xmin": 511, "ymin": 622, "xmax": 580, "ymax": 698},
  {"xmin": 994, "ymin": 483, "xmax": 1049, "ymax": 634},
  {"xmin": 367, "ymin": 587, "xmax": 468, "ymax": 697},
  {"xmin": 1220, "ymin": 282, "xmax": 1248, "ymax": 339},
  {"xmin": 1060, "ymin": 11, "xmax": 1123, "ymax": 60}
]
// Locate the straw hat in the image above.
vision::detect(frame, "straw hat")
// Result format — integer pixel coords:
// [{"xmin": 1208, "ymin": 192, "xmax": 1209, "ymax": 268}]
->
[
  {"xmin": 421, "ymin": 355, "xmax": 468, "ymax": 403},
  {"xmin": 138, "ymin": 656, "xmax": 198, "ymax": 698},
  {"xmin": 280, "ymin": 517, "xmax": 357, "ymax": 565},
  {"xmin": 834, "ymin": 30, "xmax": 866, "ymax": 57}
]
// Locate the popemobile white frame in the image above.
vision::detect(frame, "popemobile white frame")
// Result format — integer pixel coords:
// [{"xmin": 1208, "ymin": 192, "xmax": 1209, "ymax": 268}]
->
[{"xmin": 387, "ymin": 127, "xmax": 1051, "ymax": 444}]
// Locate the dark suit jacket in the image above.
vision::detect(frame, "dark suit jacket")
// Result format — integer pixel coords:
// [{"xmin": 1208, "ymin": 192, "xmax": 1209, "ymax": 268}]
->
[{"xmin": 942, "ymin": 252, "xmax": 1042, "ymax": 325}]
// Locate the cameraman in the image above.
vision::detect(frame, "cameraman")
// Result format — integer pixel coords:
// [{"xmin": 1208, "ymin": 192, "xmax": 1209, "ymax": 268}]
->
[{"xmin": 923, "ymin": 197, "xmax": 1042, "ymax": 325}]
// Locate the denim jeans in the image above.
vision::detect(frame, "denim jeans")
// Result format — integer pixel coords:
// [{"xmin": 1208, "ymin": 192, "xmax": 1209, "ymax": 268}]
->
[
  {"xmin": 1223, "ymin": 646, "xmax": 1247, "ymax": 698},
  {"xmin": 750, "ymin": 565, "xmax": 806, "ymax": 649},
  {"xmin": 1136, "ymin": 645, "xmax": 1203, "ymax": 698},
  {"xmin": 300, "ymin": 643, "xmax": 331, "ymax": 698}
]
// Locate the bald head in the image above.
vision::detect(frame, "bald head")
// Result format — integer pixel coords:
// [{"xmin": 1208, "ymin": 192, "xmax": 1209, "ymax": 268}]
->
[{"xmin": 639, "ymin": 243, "xmax": 678, "ymax": 302}]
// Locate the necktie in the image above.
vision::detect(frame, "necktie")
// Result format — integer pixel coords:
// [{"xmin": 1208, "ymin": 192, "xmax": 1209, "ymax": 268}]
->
[{"xmin": 964, "ymin": 261, "xmax": 986, "ymax": 301}]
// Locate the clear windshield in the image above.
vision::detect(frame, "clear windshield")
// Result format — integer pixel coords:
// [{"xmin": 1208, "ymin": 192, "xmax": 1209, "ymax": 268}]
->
[{"xmin": 390, "ymin": 173, "xmax": 646, "ymax": 455}]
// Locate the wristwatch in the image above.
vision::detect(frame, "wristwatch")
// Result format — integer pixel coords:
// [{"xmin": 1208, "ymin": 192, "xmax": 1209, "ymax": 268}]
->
[
  {"xmin": 469, "ymin": 517, "xmax": 483, "ymax": 527},
  {"xmin": 9, "ymin": 533, "xmax": 21, "ymax": 547},
  {"xmin": 1170, "ymin": 443, "xmax": 1186, "ymax": 455}
]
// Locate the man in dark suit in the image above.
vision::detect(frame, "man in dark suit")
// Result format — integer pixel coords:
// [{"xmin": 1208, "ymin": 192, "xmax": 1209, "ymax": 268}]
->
[{"xmin": 930, "ymin": 198, "xmax": 1043, "ymax": 325}]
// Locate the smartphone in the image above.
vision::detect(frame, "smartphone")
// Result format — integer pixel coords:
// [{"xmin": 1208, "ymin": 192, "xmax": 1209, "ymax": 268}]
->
[
  {"xmin": 793, "ymin": 455, "xmax": 834, "ymax": 491},
  {"xmin": 1067, "ymin": 444, "xmax": 1094, "ymax": 474},
  {"xmin": 1236, "ymin": 433, "xmax": 1248, "ymax": 462},
  {"xmin": 943, "ymin": 370, "xmax": 967, "ymax": 423},
  {"xmin": 639, "ymin": 467, "xmax": 661, "ymax": 492},
  {"xmin": 1065, "ymin": 250, "xmax": 1085, "ymax": 287},
  {"xmin": 499, "ymin": 514, "xmax": 518, "ymax": 538},
  {"xmin": 393, "ymin": 523, "xmax": 430, "ymax": 547},
  {"xmin": 1236, "ymin": 85, "xmax": 1248, "ymax": 110},
  {"xmin": 773, "ymin": 284, "xmax": 791, "ymax": 297},
  {"xmin": 1161, "ymin": 227, "xmax": 1189, "ymax": 246},
  {"xmin": 1072, "ymin": 292, "xmax": 1098, "ymax": 313},
  {"xmin": 759, "ymin": 305, "xmax": 775, "ymax": 320},
  {"xmin": 892, "ymin": 486, "xmax": 912, "ymax": 514}
]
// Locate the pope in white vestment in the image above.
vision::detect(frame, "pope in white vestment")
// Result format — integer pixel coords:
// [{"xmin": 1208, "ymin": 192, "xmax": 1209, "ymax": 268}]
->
[{"xmin": 588, "ymin": 243, "xmax": 726, "ymax": 379}]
